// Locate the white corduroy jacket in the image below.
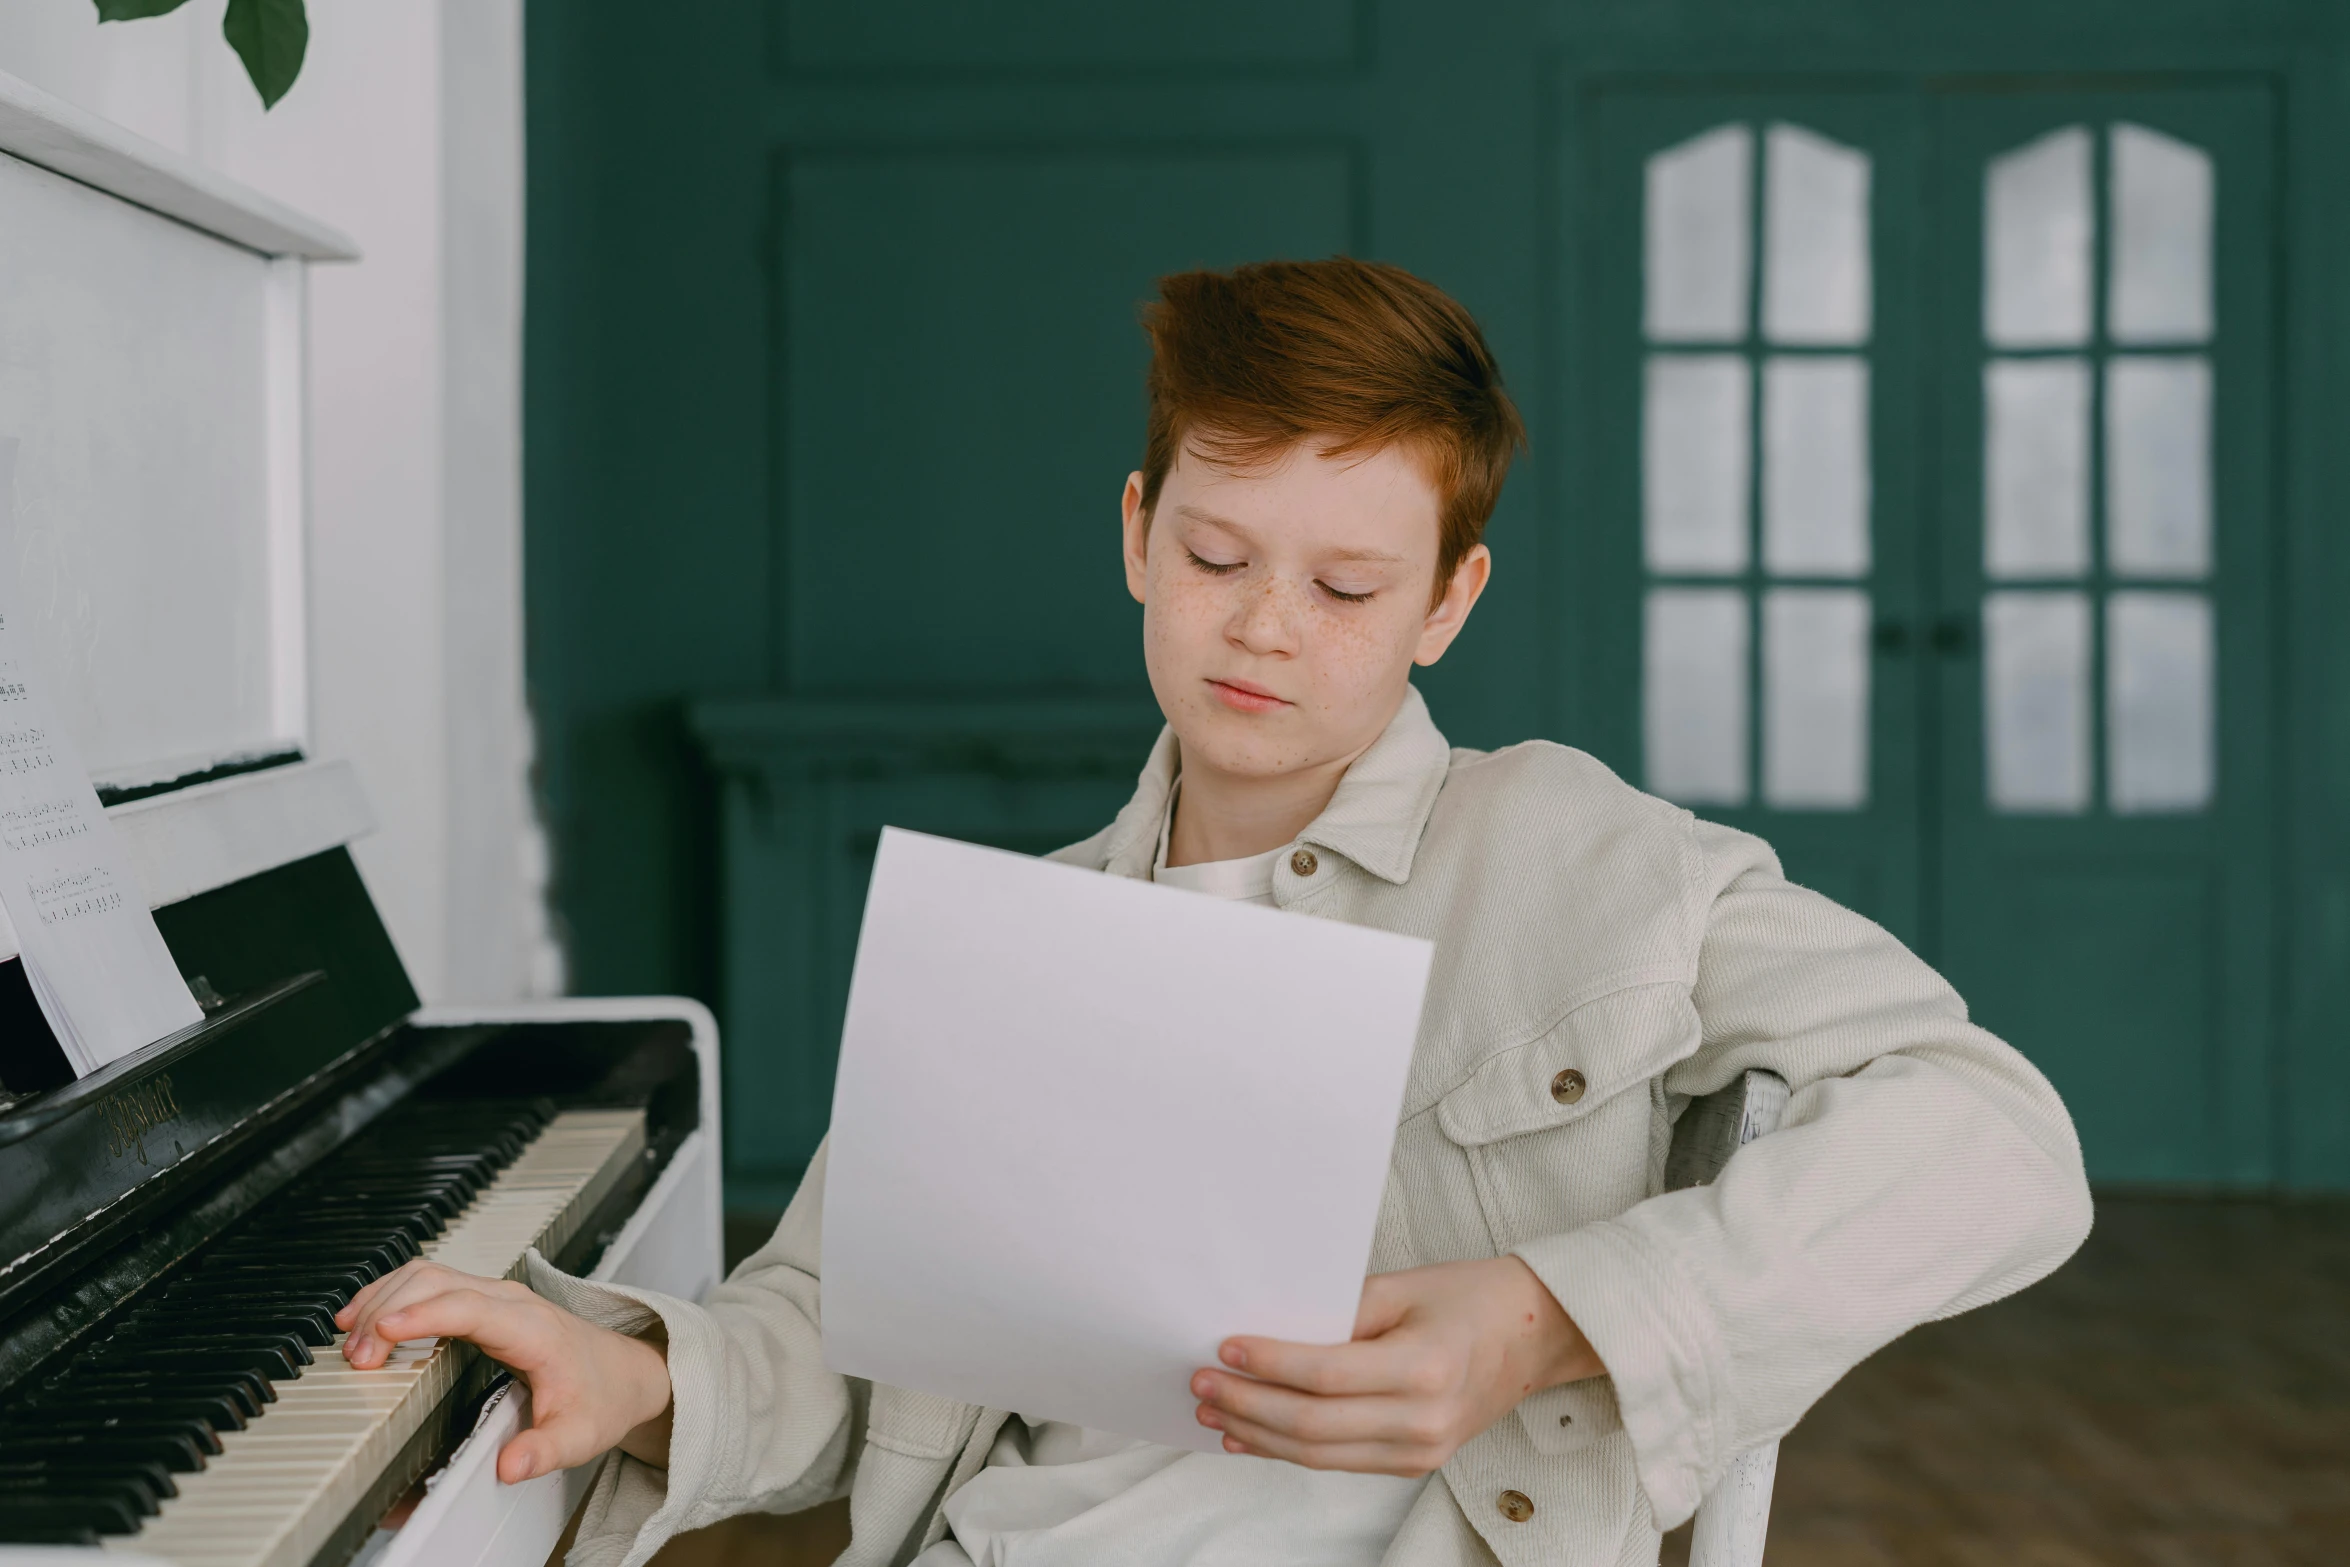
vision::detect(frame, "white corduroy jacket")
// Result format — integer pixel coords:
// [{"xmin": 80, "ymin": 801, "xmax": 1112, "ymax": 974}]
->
[{"xmin": 528, "ymin": 686, "xmax": 2092, "ymax": 1567}]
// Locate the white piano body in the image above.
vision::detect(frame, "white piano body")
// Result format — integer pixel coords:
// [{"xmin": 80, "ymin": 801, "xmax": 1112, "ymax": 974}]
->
[{"xmin": 0, "ymin": 62, "xmax": 723, "ymax": 1567}]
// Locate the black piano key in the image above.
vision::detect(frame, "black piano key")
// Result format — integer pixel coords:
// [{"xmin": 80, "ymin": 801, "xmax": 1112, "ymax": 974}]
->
[
  {"xmin": 247, "ymin": 1211, "xmax": 446, "ymax": 1246},
  {"xmin": 189, "ymin": 1263, "xmax": 379, "ymax": 1296},
  {"xmin": 205, "ymin": 1236, "xmax": 413, "ymax": 1276},
  {"xmin": 0, "ymin": 1485, "xmax": 155, "ymax": 1521},
  {"xmin": 0, "ymin": 1429, "xmax": 214, "ymax": 1468},
  {"xmin": 305, "ymin": 1190, "xmax": 467, "ymax": 1221},
  {"xmin": 0, "ymin": 1511, "xmax": 99, "ymax": 1544},
  {"xmin": 0, "ymin": 1469, "xmax": 170, "ymax": 1514},
  {"xmin": 86, "ymin": 1332, "xmax": 312, "ymax": 1373},
  {"xmin": 329, "ymin": 1186, "xmax": 481, "ymax": 1215},
  {"xmin": 0, "ymin": 1459, "xmax": 175, "ymax": 1501},
  {"xmin": 0, "ymin": 1491, "xmax": 144, "ymax": 1535},
  {"xmin": 70, "ymin": 1343, "xmax": 302, "ymax": 1383},
  {"xmin": 10, "ymin": 1392, "xmax": 250, "ymax": 1432},
  {"xmin": 107, "ymin": 1310, "xmax": 329, "ymax": 1353},
  {"xmin": 142, "ymin": 1297, "xmax": 340, "ymax": 1343},
  {"xmin": 54, "ymin": 1371, "xmax": 268, "ymax": 1419},
  {"xmin": 330, "ymin": 1152, "xmax": 500, "ymax": 1178},
  {"xmin": 153, "ymin": 1280, "xmax": 353, "ymax": 1308},
  {"xmin": 206, "ymin": 1224, "xmax": 421, "ymax": 1249}
]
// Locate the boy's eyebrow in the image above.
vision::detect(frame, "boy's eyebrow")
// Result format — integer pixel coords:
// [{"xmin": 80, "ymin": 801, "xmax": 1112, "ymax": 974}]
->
[
  {"xmin": 1173, "ymin": 504, "xmax": 1252, "ymax": 535},
  {"xmin": 1171, "ymin": 506, "xmax": 1407, "ymax": 565}
]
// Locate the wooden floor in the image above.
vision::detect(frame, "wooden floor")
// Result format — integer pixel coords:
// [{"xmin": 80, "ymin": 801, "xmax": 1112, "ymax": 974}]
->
[{"xmin": 643, "ymin": 1196, "xmax": 2350, "ymax": 1567}]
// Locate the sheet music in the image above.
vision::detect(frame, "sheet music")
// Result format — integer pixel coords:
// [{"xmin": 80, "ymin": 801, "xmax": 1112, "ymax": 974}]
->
[
  {"xmin": 0, "ymin": 485, "xmax": 201, "ymax": 1075},
  {"xmin": 822, "ymin": 828, "xmax": 1432, "ymax": 1450}
]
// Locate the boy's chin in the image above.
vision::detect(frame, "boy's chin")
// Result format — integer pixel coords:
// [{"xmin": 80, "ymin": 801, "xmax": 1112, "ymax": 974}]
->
[{"xmin": 1171, "ymin": 714, "xmax": 1337, "ymax": 781}]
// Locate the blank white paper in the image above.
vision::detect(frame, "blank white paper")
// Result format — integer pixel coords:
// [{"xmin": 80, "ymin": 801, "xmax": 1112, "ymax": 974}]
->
[{"xmin": 822, "ymin": 828, "xmax": 1433, "ymax": 1451}]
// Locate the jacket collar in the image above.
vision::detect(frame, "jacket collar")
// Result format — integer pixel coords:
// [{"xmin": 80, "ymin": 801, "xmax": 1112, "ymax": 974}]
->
[{"xmin": 1099, "ymin": 685, "xmax": 1452, "ymax": 886}]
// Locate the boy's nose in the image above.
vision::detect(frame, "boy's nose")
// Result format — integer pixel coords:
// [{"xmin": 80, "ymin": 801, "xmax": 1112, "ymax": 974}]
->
[{"xmin": 1226, "ymin": 579, "xmax": 1303, "ymax": 656}]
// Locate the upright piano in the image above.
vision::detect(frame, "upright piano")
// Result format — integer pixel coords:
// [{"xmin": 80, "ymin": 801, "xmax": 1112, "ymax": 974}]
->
[
  {"xmin": 0, "ymin": 756, "xmax": 722, "ymax": 1566},
  {"xmin": 0, "ymin": 57, "xmax": 720, "ymax": 1567}
]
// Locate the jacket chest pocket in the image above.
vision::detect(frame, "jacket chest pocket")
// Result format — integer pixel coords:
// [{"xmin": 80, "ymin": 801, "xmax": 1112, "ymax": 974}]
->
[
  {"xmin": 867, "ymin": 1382, "xmax": 981, "ymax": 1461},
  {"xmin": 1435, "ymin": 983, "xmax": 1701, "ymax": 1254}
]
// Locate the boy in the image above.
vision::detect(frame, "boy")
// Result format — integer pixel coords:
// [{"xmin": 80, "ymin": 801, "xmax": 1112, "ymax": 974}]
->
[{"xmin": 336, "ymin": 259, "xmax": 2091, "ymax": 1567}]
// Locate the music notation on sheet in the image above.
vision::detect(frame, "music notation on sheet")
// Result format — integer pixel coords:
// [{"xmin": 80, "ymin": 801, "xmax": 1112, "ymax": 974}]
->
[{"xmin": 0, "ymin": 597, "xmax": 199, "ymax": 1075}]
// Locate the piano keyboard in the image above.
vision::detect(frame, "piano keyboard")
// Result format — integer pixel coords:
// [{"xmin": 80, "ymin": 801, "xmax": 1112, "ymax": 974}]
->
[{"xmin": 0, "ymin": 1098, "xmax": 645, "ymax": 1564}]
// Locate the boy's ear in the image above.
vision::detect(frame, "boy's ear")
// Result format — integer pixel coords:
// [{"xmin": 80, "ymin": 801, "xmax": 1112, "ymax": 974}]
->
[
  {"xmin": 1121, "ymin": 471, "xmax": 1151, "ymax": 605},
  {"xmin": 1414, "ymin": 543, "xmax": 1492, "ymax": 667}
]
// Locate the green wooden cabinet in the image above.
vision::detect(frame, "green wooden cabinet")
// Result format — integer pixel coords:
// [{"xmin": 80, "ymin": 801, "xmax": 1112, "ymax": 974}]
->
[{"xmin": 527, "ymin": 0, "xmax": 2350, "ymax": 1201}]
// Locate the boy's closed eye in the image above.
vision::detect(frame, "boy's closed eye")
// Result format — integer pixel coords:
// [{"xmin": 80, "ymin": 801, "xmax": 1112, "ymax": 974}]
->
[{"xmin": 1182, "ymin": 546, "xmax": 1383, "ymax": 604}]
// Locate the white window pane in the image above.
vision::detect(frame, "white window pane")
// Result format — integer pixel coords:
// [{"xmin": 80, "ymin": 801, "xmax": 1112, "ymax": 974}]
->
[
  {"xmin": 2106, "ymin": 356, "xmax": 2212, "ymax": 579},
  {"xmin": 1646, "ymin": 125, "xmax": 1752, "ymax": 342},
  {"xmin": 1763, "ymin": 588, "xmax": 1870, "ymax": 809},
  {"xmin": 1986, "ymin": 127, "xmax": 2092, "ymax": 349},
  {"xmin": 1763, "ymin": 123, "xmax": 1871, "ymax": 346},
  {"xmin": 1985, "ymin": 358, "xmax": 2090, "ymax": 579},
  {"xmin": 2110, "ymin": 124, "xmax": 2214, "ymax": 344},
  {"xmin": 1763, "ymin": 356, "xmax": 1870, "ymax": 577},
  {"xmin": 1645, "ymin": 587, "xmax": 1749, "ymax": 806},
  {"xmin": 1644, "ymin": 354, "xmax": 1750, "ymax": 574},
  {"xmin": 2109, "ymin": 591, "xmax": 2214, "ymax": 813},
  {"xmin": 1984, "ymin": 590, "xmax": 2091, "ymax": 813}
]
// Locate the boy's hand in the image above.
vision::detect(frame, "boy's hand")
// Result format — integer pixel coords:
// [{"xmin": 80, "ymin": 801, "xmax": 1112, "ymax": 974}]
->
[
  {"xmin": 1189, "ymin": 1257, "xmax": 1602, "ymax": 1476},
  {"xmin": 335, "ymin": 1259, "xmax": 675, "ymax": 1481}
]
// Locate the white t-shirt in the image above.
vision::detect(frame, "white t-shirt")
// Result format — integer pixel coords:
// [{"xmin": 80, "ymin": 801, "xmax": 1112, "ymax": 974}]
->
[{"xmin": 910, "ymin": 796, "xmax": 1427, "ymax": 1566}]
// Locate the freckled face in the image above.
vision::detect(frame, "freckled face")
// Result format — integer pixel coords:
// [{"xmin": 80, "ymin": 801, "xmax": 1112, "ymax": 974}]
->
[{"xmin": 1121, "ymin": 437, "xmax": 1486, "ymax": 781}]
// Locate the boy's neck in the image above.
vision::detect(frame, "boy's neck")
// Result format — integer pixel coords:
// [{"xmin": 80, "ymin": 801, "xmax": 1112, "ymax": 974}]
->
[
  {"xmin": 1166, "ymin": 759, "xmax": 1347, "ymax": 868},
  {"xmin": 1167, "ymin": 689, "xmax": 1411, "ymax": 869}
]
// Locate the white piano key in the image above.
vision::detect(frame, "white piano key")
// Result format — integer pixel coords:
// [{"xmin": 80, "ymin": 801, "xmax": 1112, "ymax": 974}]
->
[{"xmin": 107, "ymin": 1107, "xmax": 646, "ymax": 1567}]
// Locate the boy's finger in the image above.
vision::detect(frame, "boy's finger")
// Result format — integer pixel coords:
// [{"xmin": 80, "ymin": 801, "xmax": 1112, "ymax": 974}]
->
[
  {"xmin": 343, "ymin": 1267, "xmax": 473, "ymax": 1361},
  {"xmin": 334, "ymin": 1259, "xmax": 427, "ymax": 1328},
  {"xmin": 1193, "ymin": 1375, "xmax": 1424, "ymax": 1446},
  {"xmin": 364, "ymin": 1286, "xmax": 506, "ymax": 1355},
  {"xmin": 1204, "ymin": 1408, "xmax": 1432, "ymax": 1477},
  {"xmin": 497, "ymin": 1402, "xmax": 597, "ymax": 1484},
  {"xmin": 1212, "ymin": 1333, "xmax": 1423, "ymax": 1397}
]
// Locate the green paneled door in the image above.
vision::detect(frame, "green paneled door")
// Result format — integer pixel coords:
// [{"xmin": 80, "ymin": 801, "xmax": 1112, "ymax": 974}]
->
[
  {"xmin": 1591, "ymin": 78, "xmax": 2278, "ymax": 1183},
  {"xmin": 1590, "ymin": 89, "xmax": 1926, "ymax": 942},
  {"xmin": 1932, "ymin": 88, "xmax": 2277, "ymax": 1184}
]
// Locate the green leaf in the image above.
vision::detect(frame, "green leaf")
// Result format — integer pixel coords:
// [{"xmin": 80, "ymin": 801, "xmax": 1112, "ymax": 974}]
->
[
  {"xmin": 94, "ymin": 0, "xmax": 192, "ymax": 20},
  {"xmin": 221, "ymin": 0, "xmax": 307, "ymax": 110}
]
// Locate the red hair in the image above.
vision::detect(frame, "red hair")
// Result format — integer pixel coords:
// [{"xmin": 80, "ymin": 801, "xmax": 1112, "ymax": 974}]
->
[{"xmin": 1140, "ymin": 258, "xmax": 1525, "ymax": 604}]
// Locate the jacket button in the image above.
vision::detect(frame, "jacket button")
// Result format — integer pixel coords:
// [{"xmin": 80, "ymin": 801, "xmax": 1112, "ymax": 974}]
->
[
  {"xmin": 1549, "ymin": 1068, "xmax": 1587, "ymax": 1105},
  {"xmin": 1290, "ymin": 848, "xmax": 1318, "ymax": 877},
  {"xmin": 1498, "ymin": 1489, "xmax": 1535, "ymax": 1523}
]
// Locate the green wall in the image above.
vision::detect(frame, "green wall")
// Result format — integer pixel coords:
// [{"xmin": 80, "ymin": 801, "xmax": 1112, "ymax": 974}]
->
[{"xmin": 526, "ymin": 0, "xmax": 2350, "ymax": 1200}]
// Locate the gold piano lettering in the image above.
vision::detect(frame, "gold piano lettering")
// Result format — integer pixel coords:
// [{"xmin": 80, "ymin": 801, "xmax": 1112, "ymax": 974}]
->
[{"xmin": 103, "ymin": 1074, "xmax": 183, "ymax": 1165}]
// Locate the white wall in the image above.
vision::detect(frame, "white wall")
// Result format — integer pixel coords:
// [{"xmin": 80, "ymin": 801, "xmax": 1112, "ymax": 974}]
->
[{"xmin": 0, "ymin": 0, "xmax": 560, "ymax": 1002}]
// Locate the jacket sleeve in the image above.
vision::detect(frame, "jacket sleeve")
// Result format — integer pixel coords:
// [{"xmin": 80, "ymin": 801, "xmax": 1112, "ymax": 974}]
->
[
  {"xmin": 1509, "ymin": 821, "xmax": 2092, "ymax": 1528},
  {"xmin": 524, "ymin": 1137, "xmax": 865, "ymax": 1567}
]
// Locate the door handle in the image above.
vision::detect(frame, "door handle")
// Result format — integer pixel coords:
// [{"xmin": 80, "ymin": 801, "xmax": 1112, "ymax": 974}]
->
[{"xmin": 1873, "ymin": 617, "xmax": 1973, "ymax": 656}]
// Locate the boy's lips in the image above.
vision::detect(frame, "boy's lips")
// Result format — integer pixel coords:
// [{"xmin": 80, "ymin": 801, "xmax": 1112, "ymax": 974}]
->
[{"xmin": 1207, "ymin": 678, "xmax": 1290, "ymax": 714}]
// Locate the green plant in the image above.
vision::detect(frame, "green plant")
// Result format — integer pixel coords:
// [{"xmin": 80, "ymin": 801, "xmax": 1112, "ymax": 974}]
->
[{"xmin": 94, "ymin": 0, "xmax": 307, "ymax": 110}]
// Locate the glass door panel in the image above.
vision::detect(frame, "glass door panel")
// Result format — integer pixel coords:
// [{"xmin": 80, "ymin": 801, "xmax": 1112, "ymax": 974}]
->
[
  {"xmin": 1591, "ymin": 88, "xmax": 1923, "ymax": 939},
  {"xmin": 1930, "ymin": 85, "xmax": 2278, "ymax": 1184}
]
